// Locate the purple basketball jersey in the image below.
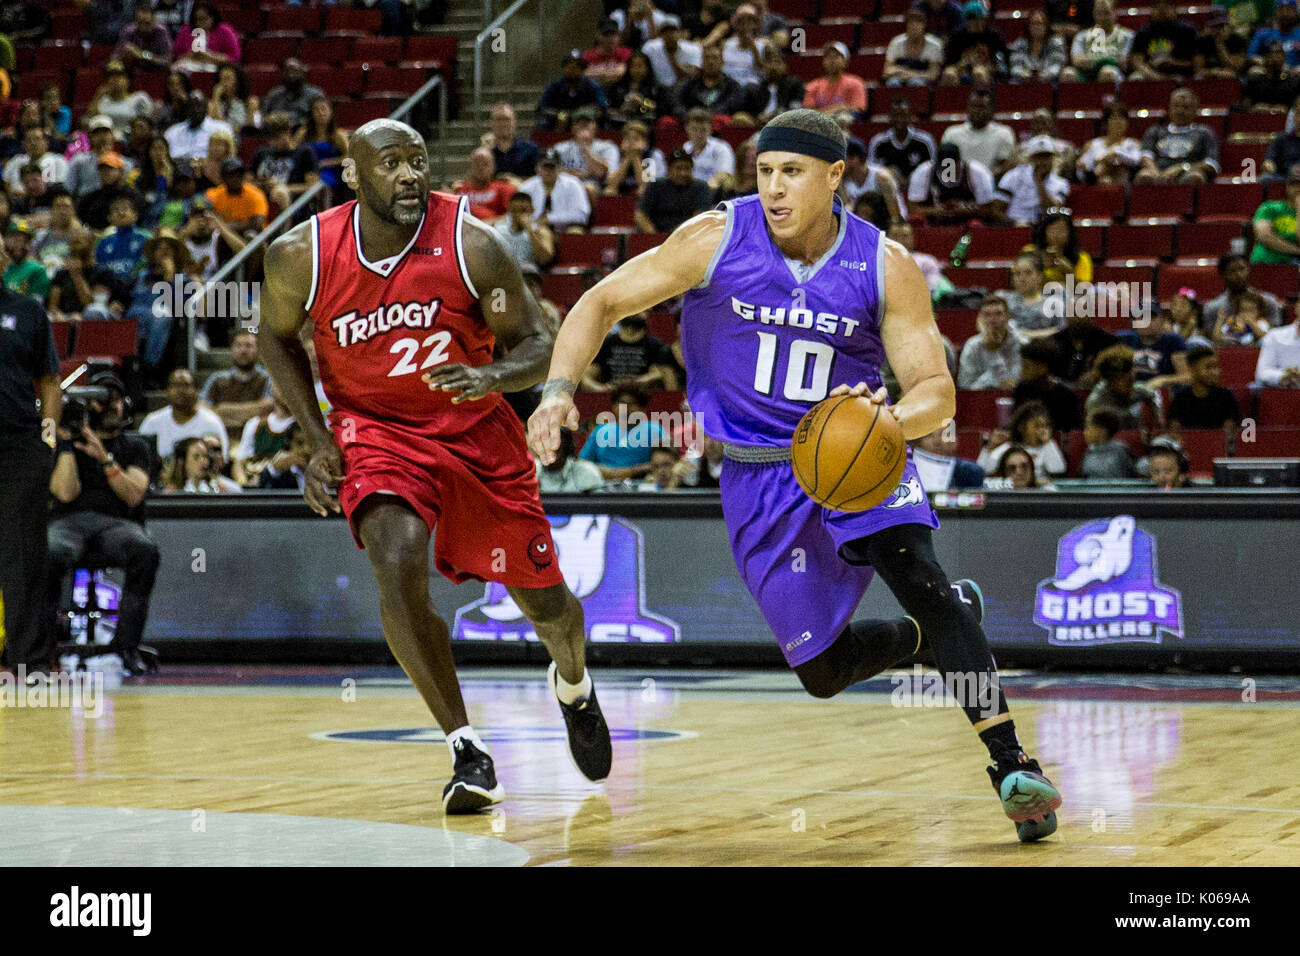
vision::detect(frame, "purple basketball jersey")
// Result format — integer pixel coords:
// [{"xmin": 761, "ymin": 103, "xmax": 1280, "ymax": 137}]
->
[{"xmin": 681, "ymin": 194, "xmax": 887, "ymax": 446}]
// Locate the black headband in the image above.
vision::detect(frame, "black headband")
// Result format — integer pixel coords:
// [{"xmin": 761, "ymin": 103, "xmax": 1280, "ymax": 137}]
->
[{"xmin": 755, "ymin": 125, "xmax": 846, "ymax": 164}]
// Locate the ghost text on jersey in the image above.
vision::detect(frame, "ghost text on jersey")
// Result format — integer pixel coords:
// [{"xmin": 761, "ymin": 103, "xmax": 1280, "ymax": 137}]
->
[
  {"xmin": 730, "ymin": 297, "xmax": 861, "ymax": 337},
  {"xmin": 330, "ymin": 298, "xmax": 443, "ymax": 347}
]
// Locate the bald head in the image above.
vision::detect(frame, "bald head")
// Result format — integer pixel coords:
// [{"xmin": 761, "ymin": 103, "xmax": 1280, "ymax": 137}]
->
[
  {"xmin": 468, "ymin": 147, "xmax": 495, "ymax": 184},
  {"xmin": 345, "ymin": 120, "xmax": 429, "ymax": 226}
]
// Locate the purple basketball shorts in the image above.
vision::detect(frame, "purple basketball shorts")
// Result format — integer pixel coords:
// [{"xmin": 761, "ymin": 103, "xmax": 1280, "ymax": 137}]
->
[{"xmin": 719, "ymin": 451, "xmax": 940, "ymax": 667}]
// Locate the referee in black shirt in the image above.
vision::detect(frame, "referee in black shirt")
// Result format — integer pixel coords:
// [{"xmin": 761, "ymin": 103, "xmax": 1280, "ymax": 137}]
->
[{"xmin": 0, "ymin": 283, "xmax": 61, "ymax": 682}]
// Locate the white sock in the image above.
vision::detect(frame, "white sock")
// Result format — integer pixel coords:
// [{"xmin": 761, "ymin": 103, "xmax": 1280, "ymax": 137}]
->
[
  {"xmin": 554, "ymin": 667, "xmax": 593, "ymax": 705},
  {"xmin": 446, "ymin": 725, "xmax": 488, "ymax": 760}
]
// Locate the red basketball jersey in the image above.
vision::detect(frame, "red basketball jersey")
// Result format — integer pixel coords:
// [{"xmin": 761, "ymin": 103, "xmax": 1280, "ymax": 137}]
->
[{"xmin": 306, "ymin": 191, "xmax": 500, "ymax": 433}]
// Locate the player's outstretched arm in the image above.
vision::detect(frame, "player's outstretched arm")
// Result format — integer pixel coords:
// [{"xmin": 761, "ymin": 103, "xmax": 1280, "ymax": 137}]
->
[
  {"xmin": 260, "ymin": 223, "xmax": 342, "ymax": 515},
  {"xmin": 526, "ymin": 210, "xmax": 726, "ymax": 464},
  {"xmin": 422, "ymin": 214, "xmax": 554, "ymax": 402},
  {"xmin": 868, "ymin": 239, "xmax": 956, "ymax": 441}
]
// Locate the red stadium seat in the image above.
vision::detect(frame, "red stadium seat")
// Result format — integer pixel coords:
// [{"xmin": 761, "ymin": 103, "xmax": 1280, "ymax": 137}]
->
[
  {"xmin": 50, "ymin": 11, "xmax": 83, "ymax": 42},
  {"xmin": 1175, "ymin": 221, "xmax": 1246, "ymax": 260},
  {"xmin": 848, "ymin": 52, "xmax": 886, "ymax": 83},
  {"xmin": 51, "ymin": 321, "xmax": 73, "ymax": 358},
  {"xmin": 1127, "ymin": 184, "xmax": 1195, "ymax": 223},
  {"xmin": 1249, "ymin": 264, "xmax": 1299, "ymax": 301},
  {"xmin": 1070, "ymin": 185, "xmax": 1126, "ymax": 224},
  {"xmin": 860, "ymin": 22, "xmax": 899, "ymax": 49},
  {"xmin": 244, "ymin": 36, "xmax": 295, "ymax": 64},
  {"xmin": 944, "ymin": 265, "xmax": 1005, "ymax": 291},
  {"xmin": 1218, "ymin": 142, "xmax": 1267, "ymax": 181},
  {"xmin": 1122, "ymin": 80, "xmax": 1178, "ymax": 113},
  {"xmin": 72, "ymin": 321, "xmax": 138, "ymax": 359},
  {"xmin": 1216, "ymin": 347, "xmax": 1261, "ymax": 387},
  {"xmin": 1187, "ymin": 78, "xmax": 1242, "ymax": 110},
  {"xmin": 592, "ymin": 195, "xmax": 637, "ymax": 228},
  {"xmin": 352, "ymin": 37, "xmax": 405, "ymax": 66},
  {"xmin": 1238, "ymin": 428, "xmax": 1300, "ymax": 457},
  {"xmin": 1179, "ymin": 429, "xmax": 1228, "ymax": 473},
  {"xmin": 627, "ymin": 233, "xmax": 668, "ymax": 258},
  {"xmin": 822, "ymin": 0, "xmax": 868, "ymax": 18},
  {"xmin": 363, "ymin": 65, "xmax": 427, "ymax": 98},
  {"xmin": 85, "ymin": 44, "xmax": 117, "ymax": 70},
  {"xmin": 931, "ymin": 85, "xmax": 976, "ymax": 119},
  {"xmin": 572, "ymin": 392, "xmax": 611, "ymax": 424},
  {"xmin": 315, "ymin": 66, "xmax": 368, "ymax": 101},
  {"xmin": 954, "ymin": 390, "xmax": 1014, "ymax": 431},
  {"xmin": 555, "ymin": 233, "xmax": 620, "ymax": 268},
  {"xmin": 934, "ymin": 309, "xmax": 978, "ymax": 343},
  {"xmin": 404, "ymin": 35, "xmax": 458, "ymax": 64},
  {"xmin": 787, "ymin": 54, "xmax": 822, "ymax": 82},
  {"xmin": 300, "ymin": 36, "xmax": 354, "ymax": 65},
  {"xmin": 1228, "ymin": 112, "xmax": 1287, "ymax": 137},
  {"xmin": 912, "ymin": 225, "xmax": 964, "ymax": 259},
  {"xmin": 325, "ymin": 6, "xmax": 383, "ymax": 36},
  {"xmin": 1075, "ymin": 224, "xmax": 1106, "ymax": 261},
  {"xmin": 1055, "ymin": 83, "xmax": 1114, "ymax": 116},
  {"xmin": 1196, "ymin": 183, "xmax": 1265, "ymax": 222},
  {"xmin": 14, "ymin": 70, "xmax": 69, "ymax": 102},
  {"xmin": 994, "ymin": 84, "xmax": 1053, "ymax": 118},
  {"xmin": 1054, "ymin": 116, "xmax": 1097, "ymax": 145},
  {"xmin": 263, "ymin": 6, "xmax": 323, "ymax": 34},
  {"xmin": 1256, "ymin": 388, "xmax": 1300, "ymax": 427},
  {"xmin": 246, "ymin": 66, "xmax": 281, "ymax": 99},
  {"xmin": 799, "ymin": 22, "xmax": 858, "ymax": 52},
  {"xmin": 646, "ymin": 312, "xmax": 677, "ymax": 343},
  {"xmin": 870, "ymin": 84, "xmax": 929, "ymax": 119},
  {"xmin": 1105, "ymin": 223, "xmax": 1174, "ymax": 266},
  {"xmin": 645, "ymin": 391, "xmax": 686, "ymax": 415},
  {"xmin": 541, "ymin": 271, "xmax": 589, "ymax": 308},
  {"xmin": 34, "ymin": 44, "xmax": 82, "ymax": 71},
  {"xmin": 967, "ymin": 226, "xmax": 1033, "ymax": 265},
  {"xmin": 956, "ymin": 428, "xmax": 983, "ymax": 461},
  {"xmin": 1092, "ymin": 265, "xmax": 1155, "ymax": 289},
  {"xmin": 1157, "ymin": 265, "xmax": 1219, "ymax": 302},
  {"xmin": 334, "ymin": 99, "xmax": 390, "ymax": 129},
  {"xmin": 218, "ymin": 5, "xmax": 263, "ymax": 37},
  {"xmin": 879, "ymin": 0, "xmax": 912, "ymax": 15},
  {"xmin": 770, "ymin": 0, "xmax": 819, "ymax": 18}
]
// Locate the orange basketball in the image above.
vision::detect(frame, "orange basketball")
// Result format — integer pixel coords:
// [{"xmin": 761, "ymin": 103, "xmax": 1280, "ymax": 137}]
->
[{"xmin": 791, "ymin": 395, "xmax": 907, "ymax": 512}]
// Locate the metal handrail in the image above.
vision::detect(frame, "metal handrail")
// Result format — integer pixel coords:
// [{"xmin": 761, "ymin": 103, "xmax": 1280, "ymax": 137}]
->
[
  {"xmin": 182, "ymin": 75, "xmax": 448, "ymax": 371},
  {"xmin": 474, "ymin": 0, "xmax": 529, "ymax": 129}
]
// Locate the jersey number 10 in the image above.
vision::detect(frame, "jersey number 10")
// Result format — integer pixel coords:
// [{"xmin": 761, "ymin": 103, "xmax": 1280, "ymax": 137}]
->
[{"xmin": 752, "ymin": 331, "xmax": 834, "ymax": 402}]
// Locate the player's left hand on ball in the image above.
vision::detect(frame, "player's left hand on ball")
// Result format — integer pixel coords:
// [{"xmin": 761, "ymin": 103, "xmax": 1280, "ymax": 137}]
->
[
  {"xmin": 830, "ymin": 383, "xmax": 901, "ymax": 421},
  {"xmin": 422, "ymin": 364, "xmax": 496, "ymax": 403}
]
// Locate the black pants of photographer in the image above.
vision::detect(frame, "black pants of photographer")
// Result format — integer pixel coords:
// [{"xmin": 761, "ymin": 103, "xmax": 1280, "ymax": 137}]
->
[
  {"xmin": 46, "ymin": 513, "xmax": 160, "ymax": 658},
  {"xmin": 0, "ymin": 438, "xmax": 53, "ymax": 669}
]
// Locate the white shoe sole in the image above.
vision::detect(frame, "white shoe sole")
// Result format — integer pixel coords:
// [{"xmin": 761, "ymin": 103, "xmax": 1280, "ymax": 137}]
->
[{"xmin": 442, "ymin": 780, "xmax": 505, "ymax": 815}]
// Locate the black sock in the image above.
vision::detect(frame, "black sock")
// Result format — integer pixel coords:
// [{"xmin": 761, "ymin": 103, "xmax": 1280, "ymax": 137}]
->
[{"xmin": 978, "ymin": 718, "xmax": 1022, "ymax": 760}]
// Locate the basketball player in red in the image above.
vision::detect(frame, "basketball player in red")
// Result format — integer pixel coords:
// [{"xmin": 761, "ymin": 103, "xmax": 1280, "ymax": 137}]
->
[{"xmin": 258, "ymin": 119, "xmax": 611, "ymax": 813}]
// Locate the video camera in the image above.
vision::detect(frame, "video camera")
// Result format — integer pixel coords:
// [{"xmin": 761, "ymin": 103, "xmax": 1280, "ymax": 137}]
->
[{"xmin": 60, "ymin": 367, "xmax": 134, "ymax": 433}]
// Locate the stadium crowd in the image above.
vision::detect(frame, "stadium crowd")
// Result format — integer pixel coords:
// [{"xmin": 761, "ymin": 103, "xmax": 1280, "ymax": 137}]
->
[{"xmin": 5, "ymin": 0, "xmax": 1300, "ymax": 497}]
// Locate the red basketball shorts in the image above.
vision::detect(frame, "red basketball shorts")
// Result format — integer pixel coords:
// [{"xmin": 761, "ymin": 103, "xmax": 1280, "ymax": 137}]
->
[{"xmin": 332, "ymin": 398, "xmax": 563, "ymax": 589}]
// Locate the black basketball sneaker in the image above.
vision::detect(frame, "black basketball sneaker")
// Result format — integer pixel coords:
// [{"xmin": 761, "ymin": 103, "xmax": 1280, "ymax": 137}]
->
[
  {"xmin": 547, "ymin": 662, "xmax": 613, "ymax": 782},
  {"xmin": 987, "ymin": 741, "xmax": 1063, "ymax": 842},
  {"xmin": 442, "ymin": 737, "xmax": 505, "ymax": 814}
]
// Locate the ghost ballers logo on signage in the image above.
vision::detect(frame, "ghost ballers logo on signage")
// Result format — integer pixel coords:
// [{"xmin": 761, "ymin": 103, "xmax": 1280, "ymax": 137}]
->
[
  {"xmin": 453, "ymin": 515, "xmax": 681, "ymax": 643},
  {"xmin": 1034, "ymin": 515, "xmax": 1183, "ymax": 646}
]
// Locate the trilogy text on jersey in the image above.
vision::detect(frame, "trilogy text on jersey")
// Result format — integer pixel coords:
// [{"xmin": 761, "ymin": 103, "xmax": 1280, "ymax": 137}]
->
[{"xmin": 330, "ymin": 298, "xmax": 444, "ymax": 347}]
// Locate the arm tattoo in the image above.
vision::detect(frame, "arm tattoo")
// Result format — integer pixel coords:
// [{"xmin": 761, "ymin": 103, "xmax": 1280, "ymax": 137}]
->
[{"xmin": 541, "ymin": 378, "xmax": 578, "ymax": 400}]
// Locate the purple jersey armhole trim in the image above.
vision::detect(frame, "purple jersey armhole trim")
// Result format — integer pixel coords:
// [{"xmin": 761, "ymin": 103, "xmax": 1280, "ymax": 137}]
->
[
  {"xmin": 875, "ymin": 228, "xmax": 886, "ymax": 329},
  {"xmin": 694, "ymin": 200, "xmax": 735, "ymax": 291}
]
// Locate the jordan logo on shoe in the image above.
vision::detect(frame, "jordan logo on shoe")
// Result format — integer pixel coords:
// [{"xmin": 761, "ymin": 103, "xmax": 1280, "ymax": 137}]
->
[{"xmin": 952, "ymin": 583, "xmax": 972, "ymax": 606}]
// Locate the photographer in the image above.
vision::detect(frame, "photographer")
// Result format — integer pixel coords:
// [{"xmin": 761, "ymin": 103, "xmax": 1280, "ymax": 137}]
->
[
  {"xmin": 0, "ymin": 272, "xmax": 61, "ymax": 683},
  {"xmin": 47, "ymin": 371, "xmax": 160, "ymax": 676}
]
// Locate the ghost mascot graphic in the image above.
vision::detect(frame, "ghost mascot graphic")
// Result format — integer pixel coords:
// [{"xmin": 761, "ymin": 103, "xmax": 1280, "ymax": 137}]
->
[
  {"xmin": 453, "ymin": 515, "xmax": 681, "ymax": 642},
  {"xmin": 1034, "ymin": 515, "xmax": 1183, "ymax": 646}
]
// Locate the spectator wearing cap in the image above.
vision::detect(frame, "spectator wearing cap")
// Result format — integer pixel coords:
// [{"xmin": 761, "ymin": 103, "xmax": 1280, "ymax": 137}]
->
[
  {"xmin": 493, "ymin": 191, "xmax": 554, "ymax": 271},
  {"xmin": 165, "ymin": 92, "xmax": 235, "ymax": 161},
  {"xmin": 744, "ymin": 46, "xmax": 806, "ymax": 126},
  {"xmin": 802, "ymin": 42, "xmax": 867, "ymax": 122},
  {"xmin": 1045, "ymin": 0, "xmax": 1095, "ymax": 42},
  {"xmin": 636, "ymin": 149, "xmax": 711, "ymax": 233},
  {"xmin": 1244, "ymin": 44, "xmax": 1300, "ymax": 113},
  {"xmin": 1064, "ymin": 0, "xmax": 1133, "ymax": 83},
  {"xmin": 840, "ymin": 139, "xmax": 905, "ymax": 223},
  {"xmin": 76, "ymin": 153, "xmax": 145, "ymax": 231},
  {"xmin": 94, "ymin": 196, "xmax": 151, "ymax": 283},
  {"xmin": 1134, "ymin": 88, "xmax": 1218, "ymax": 185},
  {"xmin": 128, "ymin": 228, "xmax": 194, "ymax": 374},
  {"xmin": 10, "ymin": 164, "xmax": 69, "ymax": 229},
  {"xmin": 641, "ymin": 16, "xmax": 702, "ymax": 88},
  {"xmin": 554, "ymin": 107, "xmax": 621, "ymax": 203},
  {"xmin": 262, "ymin": 60, "xmax": 324, "ymax": 130},
  {"xmin": 517, "ymin": 150, "xmax": 591, "ymax": 232},
  {"xmin": 455, "ymin": 148, "xmax": 517, "ymax": 223},
  {"xmin": 1009, "ymin": 9, "xmax": 1067, "ymax": 82},
  {"xmin": 997, "ymin": 136, "xmax": 1070, "ymax": 226},
  {"xmin": 584, "ymin": 18, "xmax": 634, "ymax": 87},
  {"xmin": 1207, "ymin": 252, "xmax": 1286, "ymax": 325},
  {"xmin": 48, "ymin": 227, "xmax": 128, "ymax": 322},
  {"xmin": 482, "ymin": 103, "xmax": 539, "ymax": 184},
  {"xmin": 172, "ymin": 2, "xmax": 242, "ymax": 74},
  {"xmin": 941, "ymin": 2, "xmax": 1009, "ymax": 85},
  {"xmin": 114, "ymin": 4, "xmax": 174, "ymax": 73},
  {"xmin": 1196, "ymin": 8, "xmax": 1248, "ymax": 78},
  {"xmin": 1247, "ymin": 0, "xmax": 1300, "ymax": 71},
  {"xmin": 3, "ymin": 128, "xmax": 69, "ymax": 196},
  {"xmin": 205, "ymin": 158, "xmax": 268, "ymax": 237},
  {"xmin": 2, "ymin": 220, "xmax": 50, "ymax": 301},
  {"xmin": 908, "ymin": 141, "xmax": 1005, "ymax": 225},
  {"xmin": 88, "ymin": 61, "xmax": 156, "ymax": 140},
  {"xmin": 1077, "ymin": 101, "xmax": 1142, "ymax": 186},
  {"xmin": 1264, "ymin": 111, "xmax": 1300, "ymax": 183},
  {"xmin": 868, "ymin": 97, "xmax": 936, "ymax": 186},
  {"xmin": 249, "ymin": 112, "xmax": 320, "ymax": 213},
  {"xmin": 885, "ymin": 8, "xmax": 945, "ymax": 87},
  {"xmin": 179, "ymin": 194, "xmax": 245, "ymax": 282},
  {"xmin": 1129, "ymin": 0, "xmax": 1197, "ymax": 80},
  {"xmin": 537, "ymin": 52, "xmax": 609, "ymax": 132},
  {"xmin": 1254, "ymin": 304, "xmax": 1300, "ymax": 386},
  {"xmin": 940, "ymin": 88, "xmax": 1016, "ymax": 178},
  {"xmin": 654, "ymin": 108, "xmax": 735, "ymax": 189},
  {"xmin": 914, "ymin": 0, "xmax": 965, "ymax": 40},
  {"xmin": 68, "ymin": 116, "xmax": 134, "ymax": 199},
  {"xmin": 671, "ymin": 43, "xmax": 750, "ymax": 123},
  {"xmin": 721, "ymin": 4, "xmax": 768, "ymax": 87}
]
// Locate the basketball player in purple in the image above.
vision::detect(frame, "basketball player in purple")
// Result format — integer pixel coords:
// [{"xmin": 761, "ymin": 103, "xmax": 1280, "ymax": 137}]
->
[{"xmin": 528, "ymin": 110, "xmax": 1061, "ymax": 842}]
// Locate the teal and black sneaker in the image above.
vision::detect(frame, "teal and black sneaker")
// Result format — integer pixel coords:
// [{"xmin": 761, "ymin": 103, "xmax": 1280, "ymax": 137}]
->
[{"xmin": 987, "ymin": 744, "xmax": 1062, "ymax": 843}]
